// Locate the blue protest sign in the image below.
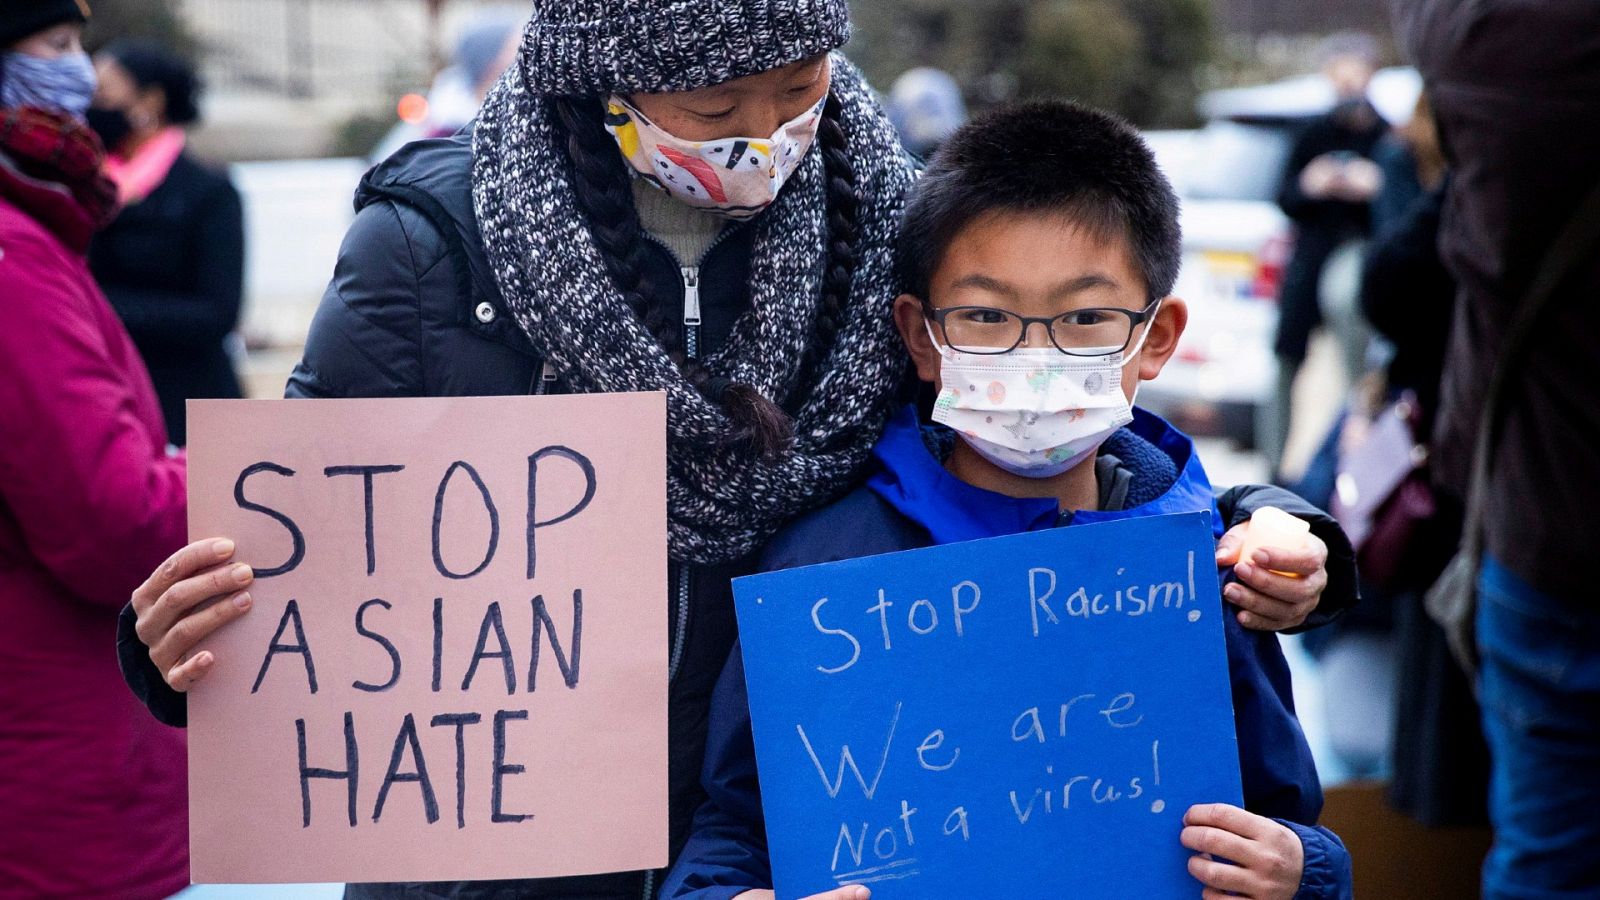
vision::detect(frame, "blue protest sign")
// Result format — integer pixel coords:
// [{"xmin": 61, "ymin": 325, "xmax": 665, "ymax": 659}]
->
[{"xmin": 732, "ymin": 511, "xmax": 1243, "ymax": 899}]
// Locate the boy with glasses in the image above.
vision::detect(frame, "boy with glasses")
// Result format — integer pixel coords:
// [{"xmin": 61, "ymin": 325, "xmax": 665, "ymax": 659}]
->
[{"xmin": 661, "ymin": 99, "xmax": 1353, "ymax": 900}]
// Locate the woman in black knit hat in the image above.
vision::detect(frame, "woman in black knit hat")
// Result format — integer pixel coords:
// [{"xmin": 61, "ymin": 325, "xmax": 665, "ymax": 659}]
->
[
  {"xmin": 0, "ymin": 0, "xmax": 95, "ymax": 116},
  {"xmin": 121, "ymin": 7, "xmax": 920, "ymax": 896},
  {"xmin": 117, "ymin": 2, "xmax": 1351, "ymax": 898}
]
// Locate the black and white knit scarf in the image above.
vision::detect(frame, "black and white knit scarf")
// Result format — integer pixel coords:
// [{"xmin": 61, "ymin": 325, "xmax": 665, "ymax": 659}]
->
[{"xmin": 471, "ymin": 56, "xmax": 915, "ymax": 565}]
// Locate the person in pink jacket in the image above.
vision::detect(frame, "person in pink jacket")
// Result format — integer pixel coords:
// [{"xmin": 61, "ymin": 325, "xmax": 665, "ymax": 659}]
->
[{"xmin": 0, "ymin": 3, "xmax": 190, "ymax": 896}]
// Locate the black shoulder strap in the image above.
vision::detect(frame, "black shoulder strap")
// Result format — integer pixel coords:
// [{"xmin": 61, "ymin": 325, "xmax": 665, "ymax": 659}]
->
[{"xmin": 1460, "ymin": 175, "xmax": 1600, "ymax": 558}]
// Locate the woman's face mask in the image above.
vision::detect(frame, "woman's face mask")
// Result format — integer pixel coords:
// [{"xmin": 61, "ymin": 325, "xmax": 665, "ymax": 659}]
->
[
  {"xmin": 0, "ymin": 50, "xmax": 97, "ymax": 117},
  {"xmin": 927, "ymin": 309, "xmax": 1159, "ymax": 479},
  {"xmin": 84, "ymin": 105, "xmax": 134, "ymax": 153},
  {"xmin": 604, "ymin": 88, "xmax": 828, "ymax": 221}
]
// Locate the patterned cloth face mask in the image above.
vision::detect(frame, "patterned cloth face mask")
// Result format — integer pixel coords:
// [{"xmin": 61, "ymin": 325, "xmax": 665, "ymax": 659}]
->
[
  {"xmin": 0, "ymin": 52, "xmax": 97, "ymax": 118},
  {"xmin": 604, "ymin": 89, "xmax": 828, "ymax": 221},
  {"xmin": 927, "ymin": 314, "xmax": 1157, "ymax": 479}
]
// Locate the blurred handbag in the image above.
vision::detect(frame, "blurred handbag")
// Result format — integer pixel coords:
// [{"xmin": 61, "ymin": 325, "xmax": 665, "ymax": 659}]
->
[
  {"xmin": 1426, "ymin": 175, "xmax": 1600, "ymax": 676},
  {"xmin": 1331, "ymin": 392, "xmax": 1439, "ymax": 591}
]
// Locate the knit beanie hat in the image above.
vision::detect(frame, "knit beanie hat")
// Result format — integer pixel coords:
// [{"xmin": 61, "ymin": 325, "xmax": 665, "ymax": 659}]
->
[
  {"xmin": 519, "ymin": 0, "xmax": 850, "ymax": 97},
  {"xmin": 0, "ymin": 0, "xmax": 90, "ymax": 50}
]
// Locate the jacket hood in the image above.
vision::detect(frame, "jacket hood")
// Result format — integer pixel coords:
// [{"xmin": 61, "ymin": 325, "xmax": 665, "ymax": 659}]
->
[{"xmin": 865, "ymin": 404, "xmax": 1220, "ymax": 545}]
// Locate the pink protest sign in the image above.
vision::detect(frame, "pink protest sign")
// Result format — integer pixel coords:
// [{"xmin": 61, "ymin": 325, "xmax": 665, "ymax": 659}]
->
[{"xmin": 184, "ymin": 393, "xmax": 668, "ymax": 884}]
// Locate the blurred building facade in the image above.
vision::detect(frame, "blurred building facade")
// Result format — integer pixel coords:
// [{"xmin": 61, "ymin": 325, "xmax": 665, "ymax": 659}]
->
[{"xmin": 171, "ymin": 0, "xmax": 515, "ymax": 158}]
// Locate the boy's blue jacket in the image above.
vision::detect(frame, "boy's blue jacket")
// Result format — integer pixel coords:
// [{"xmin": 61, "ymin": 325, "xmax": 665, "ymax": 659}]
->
[{"xmin": 661, "ymin": 406, "xmax": 1354, "ymax": 900}]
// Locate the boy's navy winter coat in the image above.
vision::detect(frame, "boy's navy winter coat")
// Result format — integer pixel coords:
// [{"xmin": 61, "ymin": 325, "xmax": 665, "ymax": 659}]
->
[{"xmin": 662, "ymin": 406, "xmax": 1354, "ymax": 900}]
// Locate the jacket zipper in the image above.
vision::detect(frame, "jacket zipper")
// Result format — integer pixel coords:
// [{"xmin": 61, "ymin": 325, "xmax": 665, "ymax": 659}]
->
[
  {"xmin": 531, "ymin": 360, "xmax": 557, "ymax": 396},
  {"xmin": 643, "ymin": 570, "xmax": 688, "ymax": 898},
  {"xmin": 681, "ymin": 266, "xmax": 702, "ymax": 359},
  {"xmin": 638, "ymin": 226, "xmax": 742, "ymax": 900},
  {"xmin": 669, "ymin": 564, "xmax": 691, "ymax": 682},
  {"xmin": 680, "ymin": 224, "xmax": 739, "ymax": 360},
  {"xmin": 638, "ymin": 224, "xmax": 739, "ymax": 364}
]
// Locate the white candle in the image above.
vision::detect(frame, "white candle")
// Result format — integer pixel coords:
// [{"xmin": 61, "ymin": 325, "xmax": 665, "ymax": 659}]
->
[{"xmin": 1237, "ymin": 506, "xmax": 1311, "ymax": 577}]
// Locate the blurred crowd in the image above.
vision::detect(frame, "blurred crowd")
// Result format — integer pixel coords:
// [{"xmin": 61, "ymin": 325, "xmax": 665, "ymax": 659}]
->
[
  {"xmin": 1, "ymin": 0, "xmax": 1597, "ymax": 898},
  {"xmin": 1261, "ymin": 12, "xmax": 1600, "ymax": 899}
]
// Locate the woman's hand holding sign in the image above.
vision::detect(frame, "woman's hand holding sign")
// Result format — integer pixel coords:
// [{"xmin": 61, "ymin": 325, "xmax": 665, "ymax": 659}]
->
[
  {"xmin": 131, "ymin": 537, "xmax": 253, "ymax": 691},
  {"xmin": 1182, "ymin": 803, "xmax": 1305, "ymax": 900}
]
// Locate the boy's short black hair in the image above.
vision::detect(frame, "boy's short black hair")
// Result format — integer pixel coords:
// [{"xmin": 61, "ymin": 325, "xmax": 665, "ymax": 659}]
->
[{"xmin": 898, "ymin": 99, "xmax": 1182, "ymax": 302}]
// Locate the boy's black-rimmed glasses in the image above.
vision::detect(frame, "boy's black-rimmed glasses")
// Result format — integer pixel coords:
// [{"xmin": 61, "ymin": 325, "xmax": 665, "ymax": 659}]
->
[{"xmin": 924, "ymin": 299, "xmax": 1163, "ymax": 357}]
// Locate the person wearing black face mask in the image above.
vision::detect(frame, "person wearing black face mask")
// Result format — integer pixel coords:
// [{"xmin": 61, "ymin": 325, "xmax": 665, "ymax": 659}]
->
[
  {"xmin": 87, "ymin": 39, "xmax": 245, "ymax": 445},
  {"xmin": 82, "ymin": 93, "xmax": 131, "ymax": 148}
]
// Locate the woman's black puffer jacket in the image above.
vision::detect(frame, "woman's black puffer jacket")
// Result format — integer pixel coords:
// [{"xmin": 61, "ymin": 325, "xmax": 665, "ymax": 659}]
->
[{"xmin": 117, "ymin": 131, "xmax": 757, "ymax": 900}]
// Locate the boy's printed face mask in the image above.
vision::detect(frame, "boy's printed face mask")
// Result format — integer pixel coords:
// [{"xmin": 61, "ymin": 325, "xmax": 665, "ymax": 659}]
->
[
  {"xmin": 927, "ymin": 311, "xmax": 1158, "ymax": 479},
  {"xmin": 604, "ymin": 90, "xmax": 828, "ymax": 221}
]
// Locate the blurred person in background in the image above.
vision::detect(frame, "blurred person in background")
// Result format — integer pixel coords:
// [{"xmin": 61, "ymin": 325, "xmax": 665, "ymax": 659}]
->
[
  {"xmin": 1357, "ymin": 94, "xmax": 1488, "ymax": 830},
  {"xmin": 370, "ymin": 10, "xmax": 524, "ymax": 163},
  {"xmin": 422, "ymin": 9, "xmax": 525, "ymax": 138},
  {"xmin": 1395, "ymin": 1, "xmax": 1600, "ymax": 896},
  {"xmin": 0, "ymin": 2, "xmax": 189, "ymax": 896},
  {"xmin": 87, "ymin": 39, "xmax": 244, "ymax": 446},
  {"xmin": 1298, "ymin": 94, "xmax": 1448, "ymax": 507},
  {"xmin": 1282, "ymin": 92, "xmax": 1458, "ymax": 785},
  {"xmin": 1368, "ymin": 93, "xmax": 1444, "ymax": 240},
  {"xmin": 886, "ymin": 66, "xmax": 966, "ymax": 161},
  {"xmin": 1360, "ymin": 92, "xmax": 1449, "ymax": 424},
  {"xmin": 1261, "ymin": 31, "xmax": 1388, "ymax": 481}
]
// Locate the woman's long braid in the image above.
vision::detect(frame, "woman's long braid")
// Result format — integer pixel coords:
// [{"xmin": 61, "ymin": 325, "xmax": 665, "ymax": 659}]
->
[
  {"xmin": 553, "ymin": 99, "xmax": 659, "ymax": 341},
  {"xmin": 554, "ymin": 97, "xmax": 794, "ymax": 457},
  {"xmin": 799, "ymin": 92, "xmax": 860, "ymax": 404}
]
